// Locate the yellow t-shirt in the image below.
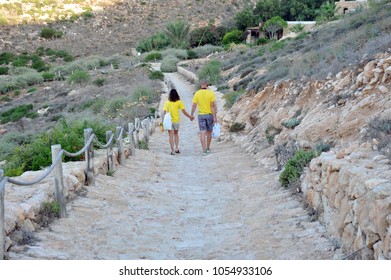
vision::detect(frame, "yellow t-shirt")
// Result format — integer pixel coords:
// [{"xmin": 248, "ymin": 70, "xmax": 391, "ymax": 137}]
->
[
  {"xmin": 163, "ymin": 100, "xmax": 185, "ymax": 123},
  {"xmin": 192, "ymin": 89, "xmax": 216, "ymax": 115}
]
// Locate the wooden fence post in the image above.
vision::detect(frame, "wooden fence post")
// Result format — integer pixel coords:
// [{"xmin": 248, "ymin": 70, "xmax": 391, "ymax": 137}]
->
[
  {"xmin": 51, "ymin": 145, "xmax": 66, "ymax": 218},
  {"xmin": 128, "ymin": 123, "xmax": 136, "ymax": 156},
  {"xmin": 116, "ymin": 127, "xmax": 125, "ymax": 165},
  {"xmin": 84, "ymin": 128, "xmax": 94, "ymax": 186},
  {"xmin": 0, "ymin": 169, "xmax": 5, "ymax": 260},
  {"xmin": 106, "ymin": 131, "xmax": 114, "ymax": 173},
  {"xmin": 134, "ymin": 118, "xmax": 140, "ymax": 148},
  {"xmin": 143, "ymin": 120, "xmax": 150, "ymax": 143}
]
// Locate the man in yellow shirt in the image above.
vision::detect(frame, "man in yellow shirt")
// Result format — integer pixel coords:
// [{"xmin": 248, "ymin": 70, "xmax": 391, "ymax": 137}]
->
[{"xmin": 191, "ymin": 80, "xmax": 217, "ymax": 155}]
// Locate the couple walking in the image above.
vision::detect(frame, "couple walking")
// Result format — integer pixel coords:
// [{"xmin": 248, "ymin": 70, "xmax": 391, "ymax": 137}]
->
[{"xmin": 162, "ymin": 80, "xmax": 217, "ymax": 156}]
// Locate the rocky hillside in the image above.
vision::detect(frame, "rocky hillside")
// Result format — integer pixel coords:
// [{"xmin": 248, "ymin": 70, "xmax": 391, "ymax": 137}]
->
[{"xmin": 0, "ymin": 0, "xmax": 243, "ymax": 56}]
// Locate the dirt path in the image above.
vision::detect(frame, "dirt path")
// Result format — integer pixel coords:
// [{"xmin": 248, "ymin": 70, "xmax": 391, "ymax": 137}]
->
[{"xmin": 8, "ymin": 72, "xmax": 336, "ymax": 260}]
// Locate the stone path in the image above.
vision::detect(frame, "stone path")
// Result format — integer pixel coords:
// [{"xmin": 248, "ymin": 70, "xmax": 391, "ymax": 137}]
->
[{"xmin": 9, "ymin": 72, "xmax": 336, "ymax": 260}]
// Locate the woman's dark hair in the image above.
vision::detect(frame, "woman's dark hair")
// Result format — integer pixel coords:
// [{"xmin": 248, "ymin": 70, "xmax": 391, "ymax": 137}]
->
[{"xmin": 169, "ymin": 89, "xmax": 180, "ymax": 102}]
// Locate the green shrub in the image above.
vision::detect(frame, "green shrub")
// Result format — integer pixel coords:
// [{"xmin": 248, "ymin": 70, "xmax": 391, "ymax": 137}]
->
[
  {"xmin": 12, "ymin": 71, "xmax": 44, "ymax": 87},
  {"xmin": 223, "ymin": 90, "xmax": 244, "ymax": 109},
  {"xmin": 269, "ymin": 40, "xmax": 287, "ymax": 52},
  {"xmin": 192, "ymin": 45, "xmax": 224, "ymax": 58},
  {"xmin": 93, "ymin": 78, "xmax": 105, "ymax": 87},
  {"xmin": 144, "ymin": 52, "xmax": 162, "ymax": 62},
  {"xmin": 3, "ymin": 118, "xmax": 114, "ymax": 174},
  {"xmin": 132, "ymin": 86, "xmax": 158, "ymax": 104},
  {"xmin": 0, "ymin": 66, "xmax": 9, "ymax": 75},
  {"xmin": 149, "ymin": 70, "xmax": 164, "ymax": 80},
  {"xmin": 40, "ymin": 27, "xmax": 63, "ymax": 39},
  {"xmin": 105, "ymin": 97, "xmax": 128, "ymax": 116},
  {"xmin": 42, "ymin": 71, "xmax": 56, "ymax": 81},
  {"xmin": 229, "ymin": 122, "xmax": 246, "ymax": 132},
  {"xmin": 279, "ymin": 150, "xmax": 316, "ymax": 188},
  {"xmin": 160, "ymin": 55, "xmax": 179, "ymax": 72},
  {"xmin": 257, "ymin": 38, "xmax": 268, "ymax": 45},
  {"xmin": 0, "ymin": 13, "xmax": 8, "ymax": 26},
  {"xmin": 0, "ymin": 95, "xmax": 11, "ymax": 102},
  {"xmin": 90, "ymin": 98, "xmax": 106, "ymax": 114},
  {"xmin": 0, "ymin": 104, "xmax": 38, "ymax": 124},
  {"xmin": 12, "ymin": 58, "xmax": 29, "ymax": 67},
  {"xmin": 138, "ymin": 140, "xmax": 149, "ymax": 150},
  {"xmin": 162, "ymin": 48, "xmax": 188, "ymax": 60},
  {"xmin": 222, "ymin": 29, "xmax": 243, "ymax": 45},
  {"xmin": 187, "ymin": 49, "xmax": 198, "ymax": 59},
  {"xmin": 197, "ymin": 60, "xmax": 222, "ymax": 85},
  {"xmin": 27, "ymin": 87, "xmax": 37, "ymax": 93},
  {"xmin": 0, "ymin": 52, "xmax": 16, "ymax": 65},
  {"xmin": 31, "ymin": 57, "xmax": 48, "ymax": 72},
  {"xmin": 68, "ymin": 70, "xmax": 90, "ymax": 84},
  {"xmin": 136, "ymin": 32, "xmax": 170, "ymax": 52},
  {"xmin": 42, "ymin": 201, "xmax": 60, "ymax": 219},
  {"xmin": 282, "ymin": 117, "xmax": 300, "ymax": 129}
]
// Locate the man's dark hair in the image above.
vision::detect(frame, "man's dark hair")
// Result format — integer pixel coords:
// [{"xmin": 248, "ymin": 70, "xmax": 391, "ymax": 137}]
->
[{"xmin": 169, "ymin": 89, "xmax": 180, "ymax": 102}]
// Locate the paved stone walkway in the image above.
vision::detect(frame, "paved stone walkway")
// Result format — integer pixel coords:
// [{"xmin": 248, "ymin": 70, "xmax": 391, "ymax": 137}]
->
[{"xmin": 9, "ymin": 72, "xmax": 336, "ymax": 260}]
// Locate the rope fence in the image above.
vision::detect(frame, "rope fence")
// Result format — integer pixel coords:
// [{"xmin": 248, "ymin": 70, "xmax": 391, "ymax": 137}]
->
[{"xmin": 0, "ymin": 113, "xmax": 159, "ymax": 260}]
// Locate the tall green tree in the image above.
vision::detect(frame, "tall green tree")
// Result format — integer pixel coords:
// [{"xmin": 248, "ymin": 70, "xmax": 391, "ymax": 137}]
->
[
  {"xmin": 235, "ymin": 7, "xmax": 261, "ymax": 30},
  {"xmin": 262, "ymin": 16, "xmax": 288, "ymax": 40},
  {"xmin": 164, "ymin": 21, "xmax": 191, "ymax": 49}
]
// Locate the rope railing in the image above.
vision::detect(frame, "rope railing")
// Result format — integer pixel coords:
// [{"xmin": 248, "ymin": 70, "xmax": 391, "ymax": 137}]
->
[{"xmin": 0, "ymin": 114, "xmax": 159, "ymax": 260}]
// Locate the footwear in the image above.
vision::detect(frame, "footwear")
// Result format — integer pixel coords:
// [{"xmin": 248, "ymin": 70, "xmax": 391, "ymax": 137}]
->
[
  {"xmin": 206, "ymin": 148, "xmax": 211, "ymax": 153},
  {"xmin": 175, "ymin": 150, "xmax": 180, "ymax": 153},
  {"xmin": 202, "ymin": 150, "xmax": 208, "ymax": 156},
  {"xmin": 170, "ymin": 152, "xmax": 175, "ymax": 155}
]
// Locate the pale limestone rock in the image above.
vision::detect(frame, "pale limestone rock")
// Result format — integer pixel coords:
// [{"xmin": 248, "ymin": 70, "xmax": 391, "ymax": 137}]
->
[
  {"xmin": 382, "ymin": 66, "xmax": 391, "ymax": 83},
  {"xmin": 374, "ymin": 241, "xmax": 386, "ymax": 260},
  {"xmin": 378, "ymin": 85, "xmax": 389, "ymax": 94},
  {"xmin": 363, "ymin": 61, "xmax": 376, "ymax": 78},
  {"xmin": 5, "ymin": 237, "xmax": 12, "ymax": 252},
  {"xmin": 20, "ymin": 203, "xmax": 36, "ymax": 220},
  {"xmin": 336, "ymin": 150, "xmax": 345, "ymax": 159},
  {"xmin": 20, "ymin": 219, "xmax": 36, "ymax": 232}
]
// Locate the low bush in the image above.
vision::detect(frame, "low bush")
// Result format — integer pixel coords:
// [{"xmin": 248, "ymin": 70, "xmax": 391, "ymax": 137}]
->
[
  {"xmin": 149, "ymin": 70, "xmax": 164, "ymax": 80},
  {"xmin": 160, "ymin": 55, "xmax": 179, "ymax": 72},
  {"xmin": 42, "ymin": 71, "xmax": 56, "ymax": 81},
  {"xmin": 282, "ymin": 117, "xmax": 300, "ymax": 129},
  {"xmin": 162, "ymin": 48, "xmax": 188, "ymax": 60},
  {"xmin": 197, "ymin": 60, "xmax": 222, "ymax": 86},
  {"xmin": 192, "ymin": 45, "xmax": 224, "ymax": 58},
  {"xmin": 0, "ymin": 52, "xmax": 16, "ymax": 65},
  {"xmin": 40, "ymin": 27, "xmax": 63, "ymax": 39},
  {"xmin": 222, "ymin": 29, "xmax": 243, "ymax": 45},
  {"xmin": 279, "ymin": 150, "xmax": 316, "ymax": 188},
  {"xmin": 3, "ymin": 118, "xmax": 114, "ymax": 176},
  {"xmin": 131, "ymin": 86, "xmax": 159, "ymax": 104},
  {"xmin": 229, "ymin": 122, "xmax": 246, "ymax": 132},
  {"xmin": 223, "ymin": 90, "xmax": 244, "ymax": 109},
  {"xmin": 144, "ymin": 52, "xmax": 162, "ymax": 62},
  {"xmin": 68, "ymin": 70, "xmax": 90, "ymax": 84},
  {"xmin": 0, "ymin": 66, "xmax": 9, "ymax": 75},
  {"xmin": 0, "ymin": 104, "xmax": 38, "ymax": 124},
  {"xmin": 93, "ymin": 78, "xmax": 105, "ymax": 87}
]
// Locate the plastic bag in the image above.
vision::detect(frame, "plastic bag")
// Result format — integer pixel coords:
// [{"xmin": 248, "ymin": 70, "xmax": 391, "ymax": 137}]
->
[
  {"xmin": 212, "ymin": 123, "xmax": 220, "ymax": 139},
  {"xmin": 162, "ymin": 112, "xmax": 172, "ymax": 130}
]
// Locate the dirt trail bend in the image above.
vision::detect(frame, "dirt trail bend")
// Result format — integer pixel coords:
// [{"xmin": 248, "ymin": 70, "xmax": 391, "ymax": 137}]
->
[{"xmin": 9, "ymin": 72, "xmax": 335, "ymax": 260}]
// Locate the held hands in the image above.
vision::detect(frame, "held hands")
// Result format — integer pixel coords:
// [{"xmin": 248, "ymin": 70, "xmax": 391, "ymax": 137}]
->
[{"xmin": 189, "ymin": 115, "xmax": 195, "ymax": 121}]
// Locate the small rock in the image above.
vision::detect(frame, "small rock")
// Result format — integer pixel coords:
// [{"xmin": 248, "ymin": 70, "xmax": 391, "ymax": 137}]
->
[
  {"xmin": 336, "ymin": 150, "xmax": 345, "ymax": 159},
  {"xmin": 378, "ymin": 85, "xmax": 389, "ymax": 94}
]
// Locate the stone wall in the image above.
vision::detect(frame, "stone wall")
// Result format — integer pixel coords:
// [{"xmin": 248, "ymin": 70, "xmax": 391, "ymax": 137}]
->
[{"xmin": 302, "ymin": 147, "xmax": 391, "ymax": 259}]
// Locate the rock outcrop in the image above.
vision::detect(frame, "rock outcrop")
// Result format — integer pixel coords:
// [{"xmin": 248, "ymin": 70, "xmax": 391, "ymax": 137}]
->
[{"xmin": 219, "ymin": 52, "xmax": 391, "ymax": 259}]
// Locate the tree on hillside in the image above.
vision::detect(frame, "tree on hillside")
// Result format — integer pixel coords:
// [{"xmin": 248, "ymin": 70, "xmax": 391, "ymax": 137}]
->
[
  {"xmin": 235, "ymin": 7, "xmax": 261, "ymax": 30},
  {"xmin": 164, "ymin": 21, "xmax": 191, "ymax": 49},
  {"xmin": 262, "ymin": 16, "xmax": 288, "ymax": 40},
  {"xmin": 316, "ymin": 1, "xmax": 340, "ymax": 23}
]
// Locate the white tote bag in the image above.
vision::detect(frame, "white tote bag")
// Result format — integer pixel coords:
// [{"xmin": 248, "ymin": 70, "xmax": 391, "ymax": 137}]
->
[
  {"xmin": 212, "ymin": 123, "xmax": 220, "ymax": 139},
  {"xmin": 162, "ymin": 112, "xmax": 172, "ymax": 130}
]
